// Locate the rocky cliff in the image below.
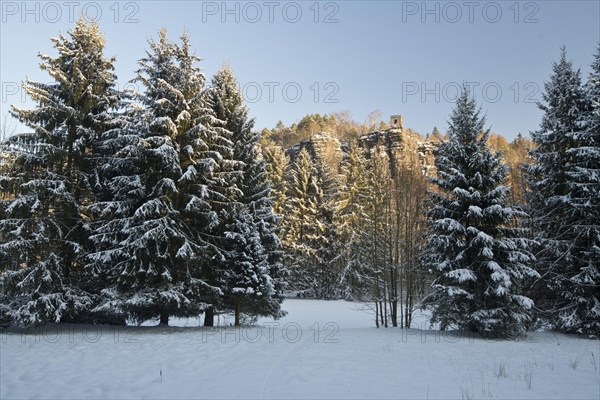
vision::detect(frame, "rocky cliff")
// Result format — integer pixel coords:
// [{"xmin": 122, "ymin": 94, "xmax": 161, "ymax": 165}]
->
[{"xmin": 286, "ymin": 128, "xmax": 436, "ymax": 178}]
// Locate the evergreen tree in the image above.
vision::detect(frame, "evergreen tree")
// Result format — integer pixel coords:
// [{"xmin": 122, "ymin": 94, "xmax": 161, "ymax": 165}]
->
[
  {"xmin": 208, "ymin": 65, "xmax": 285, "ymax": 324},
  {"xmin": 284, "ymin": 148, "xmax": 315, "ymax": 296},
  {"xmin": 422, "ymin": 88, "xmax": 538, "ymax": 338},
  {"xmin": 526, "ymin": 48, "xmax": 597, "ymax": 334},
  {"xmin": 89, "ymin": 30, "xmax": 224, "ymax": 325},
  {"xmin": 0, "ymin": 18, "xmax": 120, "ymax": 324},
  {"xmin": 336, "ymin": 142, "xmax": 372, "ymax": 299},
  {"xmin": 172, "ymin": 33, "xmax": 240, "ymax": 325},
  {"xmin": 262, "ymin": 143, "xmax": 289, "ymax": 216},
  {"xmin": 566, "ymin": 44, "xmax": 600, "ymax": 336},
  {"xmin": 559, "ymin": 44, "xmax": 600, "ymax": 336},
  {"xmin": 86, "ymin": 107, "xmax": 144, "ymax": 322},
  {"xmin": 284, "ymin": 148, "xmax": 339, "ymax": 298},
  {"xmin": 311, "ymin": 140, "xmax": 343, "ymax": 299},
  {"xmin": 430, "ymin": 126, "xmax": 442, "ymax": 142},
  {"xmin": 221, "ymin": 204, "xmax": 282, "ymax": 325}
]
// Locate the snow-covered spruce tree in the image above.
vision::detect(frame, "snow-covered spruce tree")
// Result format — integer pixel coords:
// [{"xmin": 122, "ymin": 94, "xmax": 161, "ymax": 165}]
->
[
  {"xmin": 0, "ymin": 18, "xmax": 120, "ymax": 324},
  {"xmin": 283, "ymin": 147, "xmax": 316, "ymax": 296},
  {"xmin": 262, "ymin": 142, "xmax": 289, "ymax": 216},
  {"xmin": 311, "ymin": 139, "xmax": 344, "ymax": 299},
  {"xmin": 89, "ymin": 30, "xmax": 225, "ymax": 325},
  {"xmin": 564, "ymin": 45, "xmax": 600, "ymax": 336},
  {"xmin": 528, "ymin": 47, "xmax": 600, "ymax": 335},
  {"xmin": 422, "ymin": 88, "xmax": 538, "ymax": 338},
  {"xmin": 284, "ymin": 148, "xmax": 339, "ymax": 298},
  {"xmin": 85, "ymin": 106, "xmax": 144, "ymax": 322},
  {"xmin": 220, "ymin": 204, "xmax": 281, "ymax": 325},
  {"xmin": 336, "ymin": 142, "xmax": 372, "ymax": 299},
  {"xmin": 207, "ymin": 64, "xmax": 285, "ymax": 325},
  {"xmin": 171, "ymin": 33, "xmax": 243, "ymax": 325},
  {"xmin": 526, "ymin": 48, "xmax": 598, "ymax": 335},
  {"xmin": 283, "ymin": 149, "xmax": 325, "ymax": 296}
]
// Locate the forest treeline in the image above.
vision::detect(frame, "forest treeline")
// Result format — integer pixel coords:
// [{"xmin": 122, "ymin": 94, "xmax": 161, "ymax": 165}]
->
[{"xmin": 0, "ymin": 19, "xmax": 598, "ymax": 338}]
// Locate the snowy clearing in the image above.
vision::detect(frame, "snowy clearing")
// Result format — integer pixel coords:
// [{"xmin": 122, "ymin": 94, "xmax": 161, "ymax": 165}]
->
[{"xmin": 1, "ymin": 299, "xmax": 599, "ymax": 399}]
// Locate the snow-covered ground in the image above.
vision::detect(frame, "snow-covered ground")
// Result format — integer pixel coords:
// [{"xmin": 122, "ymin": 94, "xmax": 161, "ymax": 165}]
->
[{"xmin": 1, "ymin": 299, "xmax": 599, "ymax": 399}]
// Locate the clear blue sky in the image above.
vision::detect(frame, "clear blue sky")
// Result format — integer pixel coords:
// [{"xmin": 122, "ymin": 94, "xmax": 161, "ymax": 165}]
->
[{"xmin": 1, "ymin": 0, "xmax": 599, "ymax": 140}]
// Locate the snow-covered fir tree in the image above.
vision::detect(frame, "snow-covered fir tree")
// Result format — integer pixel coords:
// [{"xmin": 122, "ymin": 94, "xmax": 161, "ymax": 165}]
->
[
  {"xmin": 262, "ymin": 143, "xmax": 289, "ymax": 216},
  {"xmin": 221, "ymin": 204, "xmax": 281, "ymax": 325},
  {"xmin": 89, "ymin": 30, "xmax": 224, "ymax": 325},
  {"xmin": 170, "ymin": 33, "xmax": 242, "ymax": 325},
  {"xmin": 0, "ymin": 18, "xmax": 120, "ymax": 324},
  {"xmin": 284, "ymin": 148, "xmax": 340, "ymax": 298},
  {"xmin": 207, "ymin": 64, "xmax": 285, "ymax": 324},
  {"xmin": 422, "ymin": 88, "xmax": 538, "ymax": 338},
  {"xmin": 311, "ymin": 141, "xmax": 344, "ymax": 299},
  {"xmin": 336, "ymin": 142, "xmax": 372, "ymax": 299},
  {"xmin": 284, "ymin": 147, "xmax": 318, "ymax": 296},
  {"xmin": 526, "ymin": 48, "xmax": 597, "ymax": 334},
  {"xmin": 528, "ymin": 47, "xmax": 600, "ymax": 336},
  {"xmin": 565, "ymin": 45, "xmax": 600, "ymax": 336}
]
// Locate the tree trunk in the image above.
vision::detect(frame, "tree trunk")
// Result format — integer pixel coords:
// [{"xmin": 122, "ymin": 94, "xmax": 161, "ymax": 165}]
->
[
  {"xmin": 390, "ymin": 267, "xmax": 397, "ymax": 327},
  {"xmin": 407, "ymin": 278, "xmax": 412, "ymax": 328},
  {"xmin": 382, "ymin": 277, "xmax": 388, "ymax": 328},
  {"xmin": 399, "ymin": 263, "xmax": 404, "ymax": 329},
  {"xmin": 204, "ymin": 306, "xmax": 214, "ymax": 327},
  {"xmin": 234, "ymin": 300, "xmax": 241, "ymax": 327},
  {"xmin": 159, "ymin": 310, "xmax": 169, "ymax": 326},
  {"xmin": 405, "ymin": 275, "xmax": 413, "ymax": 329}
]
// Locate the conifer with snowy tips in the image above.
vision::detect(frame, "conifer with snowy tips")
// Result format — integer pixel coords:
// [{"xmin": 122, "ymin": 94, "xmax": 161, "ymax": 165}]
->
[
  {"xmin": 284, "ymin": 148, "xmax": 339, "ymax": 298},
  {"xmin": 527, "ymin": 48, "xmax": 600, "ymax": 332},
  {"xmin": 208, "ymin": 65, "xmax": 285, "ymax": 323},
  {"xmin": 336, "ymin": 142, "xmax": 373, "ymax": 299},
  {"xmin": 561, "ymin": 45, "xmax": 600, "ymax": 337},
  {"xmin": 528, "ymin": 47, "xmax": 600, "ymax": 336},
  {"xmin": 262, "ymin": 143, "xmax": 289, "ymax": 217},
  {"xmin": 565, "ymin": 45, "xmax": 600, "ymax": 336},
  {"xmin": 0, "ymin": 18, "xmax": 120, "ymax": 324},
  {"xmin": 221, "ymin": 204, "xmax": 281, "ymax": 325},
  {"xmin": 89, "ymin": 30, "xmax": 223, "ymax": 325},
  {"xmin": 422, "ymin": 88, "xmax": 538, "ymax": 338}
]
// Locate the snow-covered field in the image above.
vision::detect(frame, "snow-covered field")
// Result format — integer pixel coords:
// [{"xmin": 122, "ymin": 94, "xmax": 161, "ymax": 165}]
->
[{"xmin": 1, "ymin": 299, "xmax": 599, "ymax": 399}]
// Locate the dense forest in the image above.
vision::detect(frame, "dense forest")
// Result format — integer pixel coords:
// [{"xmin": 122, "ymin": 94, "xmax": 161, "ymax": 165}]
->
[{"xmin": 0, "ymin": 19, "xmax": 598, "ymax": 338}]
